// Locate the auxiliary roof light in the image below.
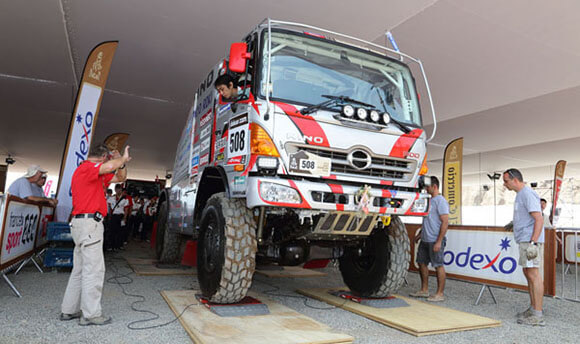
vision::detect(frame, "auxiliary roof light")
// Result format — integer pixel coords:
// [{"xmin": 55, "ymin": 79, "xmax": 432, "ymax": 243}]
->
[
  {"xmin": 369, "ymin": 110, "xmax": 380, "ymax": 122},
  {"xmin": 356, "ymin": 108, "xmax": 368, "ymax": 120},
  {"xmin": 342, "ymin": 105, "xmax": 355, "ymax": 117}
]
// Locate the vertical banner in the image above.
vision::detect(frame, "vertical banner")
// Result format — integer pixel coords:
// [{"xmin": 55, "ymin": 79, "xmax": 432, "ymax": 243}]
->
[
  {"xmin": 550, "ymin": 160, "xmax": 566, "ymax": 224},
  {"xmin": 55, "ymin": 42, "xmax": 118, "ymax": 222},
  {"xmin": 442, "ymin": 138, "xmax": 463, "ymax": 224}
]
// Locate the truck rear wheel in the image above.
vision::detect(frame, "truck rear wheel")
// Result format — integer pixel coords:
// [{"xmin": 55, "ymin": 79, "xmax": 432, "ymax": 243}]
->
[
  {"xmin": 155, "ymin": 204, "xmax": 181, "ymax": 263},
  {"xmin": 197, "ymin": 193, "xmax": 257, "ymax": 304},
  {"xmin": 339, "ymin": 215, "xmax": 410, "ymax": 297}
]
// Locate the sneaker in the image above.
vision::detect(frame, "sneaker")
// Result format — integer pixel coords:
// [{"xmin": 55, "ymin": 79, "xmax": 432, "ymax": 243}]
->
[
  {"xmin": 517, "ymin": 307, "xmax": 533, "ymax": 319},
  {"xmin": 79, "ymin": 315, "xmax": 112, "ymax": 326},
  {"xmin": 59, "ymin": 311, "xmax": 82, "ymax": 321},
  {"xmin": 517, "ymin": 314, "xmax": 545, "ymax": 326}
]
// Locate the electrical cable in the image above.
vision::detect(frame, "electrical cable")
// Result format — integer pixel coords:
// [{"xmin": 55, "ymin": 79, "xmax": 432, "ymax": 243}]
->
[
  {"xmin": 253, "ymin": 277, "xmax": 348, "ymax": 310},
  {"xmin": 105, "ymin": 253, "xmax": 197, "ymax": 330}
]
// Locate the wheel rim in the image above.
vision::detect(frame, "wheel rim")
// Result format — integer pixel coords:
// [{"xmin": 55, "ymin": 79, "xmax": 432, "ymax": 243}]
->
[
  {"xmin": 202, "ymin": 212, "xmax": 220, "ymax": 273},
  {"xmin": 352, "ymin": 236, "xmax": 378, "ymax": 272}
]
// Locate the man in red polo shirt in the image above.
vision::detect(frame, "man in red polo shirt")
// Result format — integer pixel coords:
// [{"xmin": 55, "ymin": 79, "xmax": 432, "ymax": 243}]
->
[{"xmin": 60, "ymin": 143, "xmax": 131, "ymax": 326}]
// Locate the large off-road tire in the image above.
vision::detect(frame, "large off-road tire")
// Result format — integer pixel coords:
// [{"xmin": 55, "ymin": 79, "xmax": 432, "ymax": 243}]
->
[
  {"xmin": 197, "ymin": 193, "xmax": 257, "ymax": 304},
  {"xmin": 155, "ymin": 203, "xmax": 181, "ymax": 263},
  {"xmin": 339, "ymin": 215, "xmax": 410, "ymax": 297}
]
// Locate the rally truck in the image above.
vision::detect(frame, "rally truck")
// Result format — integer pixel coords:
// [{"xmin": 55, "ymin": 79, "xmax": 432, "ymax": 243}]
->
[{"xmin": 155, "ymin": 19, "xmax": 437, "ymax": 303}]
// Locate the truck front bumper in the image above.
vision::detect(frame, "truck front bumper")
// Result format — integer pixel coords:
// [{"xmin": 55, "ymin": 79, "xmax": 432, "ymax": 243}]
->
[{"xmin": 246, "ymin": 177, "xmax": 429, "ymax": 216}]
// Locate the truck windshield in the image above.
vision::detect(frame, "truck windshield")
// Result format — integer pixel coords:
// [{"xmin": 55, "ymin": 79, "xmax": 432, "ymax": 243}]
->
[{"xmin": 259, "ymin": 30, "xmax": 422, "ymax": 127}]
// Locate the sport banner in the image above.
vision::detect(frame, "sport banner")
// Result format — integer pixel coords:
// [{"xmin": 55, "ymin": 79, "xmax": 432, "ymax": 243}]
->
[
  {"xmin": 0, "ymin": 196, "xmax": 41, "ymax": 270},
  {"xmin": 550, "ymin": 160, "xmax": 566, "ymax": 224},
  {"xmin": 55, "ymin": 42, "xmax": 118, "ymax": 222},
  {"xmin": 442, "ymin": 138, "xmax": 463, "ymax": 224}
]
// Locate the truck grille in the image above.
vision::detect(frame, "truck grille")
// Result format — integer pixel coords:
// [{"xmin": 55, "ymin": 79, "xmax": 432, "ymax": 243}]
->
[{"xmin": 289, "ymin": 145, "xmax": 414, "ymax": 181}]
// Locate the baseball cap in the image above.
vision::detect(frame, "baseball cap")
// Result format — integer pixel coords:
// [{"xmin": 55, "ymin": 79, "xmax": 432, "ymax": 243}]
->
[{"xmin": 24, "ymin": 165, "xmax": 48, "ymax": 178}]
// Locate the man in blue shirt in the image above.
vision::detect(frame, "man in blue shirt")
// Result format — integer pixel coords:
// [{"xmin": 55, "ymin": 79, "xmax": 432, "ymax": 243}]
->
[
  {"xmin": 503, "ymin": 168, "xmax": 545, "ymax": 326},
  {"xmin": 410, "ymin": 176, "xmax": 449, "ymax": 302}
]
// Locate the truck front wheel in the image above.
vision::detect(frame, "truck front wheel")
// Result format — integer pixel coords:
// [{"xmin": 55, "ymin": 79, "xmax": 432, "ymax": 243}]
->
[
  {"xmin": 339, "ymin": 215, "xmax": 410, "ymax": 297},
  {"xmin": 197, "ymin": 193, "xmax": 257, "ymax": 304}
]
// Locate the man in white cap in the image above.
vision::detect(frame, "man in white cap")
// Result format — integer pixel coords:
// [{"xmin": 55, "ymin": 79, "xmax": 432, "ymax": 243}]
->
[{"xmin": 7, "ymin": 165, "xmax": 57, "ymax": 206}]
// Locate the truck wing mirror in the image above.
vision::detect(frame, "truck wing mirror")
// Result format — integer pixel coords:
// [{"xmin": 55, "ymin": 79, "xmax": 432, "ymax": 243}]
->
[{"xmin": 229, "ymin": 42, "xmax": 251, "ymax": 73}]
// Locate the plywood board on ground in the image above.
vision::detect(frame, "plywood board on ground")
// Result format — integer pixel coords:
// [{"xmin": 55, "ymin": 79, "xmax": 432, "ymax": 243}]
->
[
  {"xmin": 297, "ymin": 288, "xmax": 501, "ymax": 337},
  {"xmin": 125, "ymin": 258, "xmax": 157, "ymax": 265},
  {"xmin": 255, "ymin": 266, "xmax": 327, "ymax": 278},
  {"xmin": 161, "ymin": 290, "xmax": 353, "ymax": 344},
  {"xmin": 126, "ymin": 259, "xmax": 196, "ymax": 276}
]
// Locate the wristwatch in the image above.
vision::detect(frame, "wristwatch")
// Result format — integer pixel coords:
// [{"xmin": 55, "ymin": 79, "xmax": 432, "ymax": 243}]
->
[
  {"xmin": 530, "ymin": 241, "xmax": 537, "ymax": 246},
  {"xmin": 119, "ymin": 164, "xmax": 126, "ymax": 169}
]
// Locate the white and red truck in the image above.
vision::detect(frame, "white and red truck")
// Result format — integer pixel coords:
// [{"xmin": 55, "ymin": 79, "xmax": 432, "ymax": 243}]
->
[{"xmin": 156, "ymin": 19, "xmax": 437, "ymax": 303}]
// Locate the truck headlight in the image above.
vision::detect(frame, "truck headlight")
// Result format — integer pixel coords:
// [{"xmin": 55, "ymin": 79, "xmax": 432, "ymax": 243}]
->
[
  {"xmin": 260, "ymin": 182, "xmax": 301, "ymax": 204},
  {"xmin": 342, "ymin": 105, "xmax": 355, "ymax": 118},
  {"xmin": 356, "ymin": 108, "xmax": 368, "ymax": 120},
  {"xmin": 411, "ymin": 197, "xmax": 429, "ymax": 213},
  {"xmin": 369, "ymin": 110, "xmax": 380, "ymax": 122},
  {"xmin": 257, "ymin": 157, "xmax": 278, "ymax": 170}
]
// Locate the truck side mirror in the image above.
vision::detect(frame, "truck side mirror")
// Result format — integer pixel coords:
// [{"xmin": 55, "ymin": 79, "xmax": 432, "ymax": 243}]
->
[{"xmin": 229, "ymin": 42, "xmax": 251, "ymax": 73}]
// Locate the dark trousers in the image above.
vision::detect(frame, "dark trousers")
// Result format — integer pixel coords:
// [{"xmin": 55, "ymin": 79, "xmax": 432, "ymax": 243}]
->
[
  {"xmin": 142, "ymin": 215, "xmax": 153, "ymax": 241},
  {"xmin": 109, "ymin": 214, "xmax": 124, "ymax": 249},
  {"xmin": 129, "ymin": 214, "xmax": 143, "ymax": 239}
]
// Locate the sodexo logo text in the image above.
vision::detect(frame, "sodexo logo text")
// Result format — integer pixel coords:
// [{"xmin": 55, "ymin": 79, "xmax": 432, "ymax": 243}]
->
[
  {"xmin": 443, "ymin": 237, "xmax": 517, "ymax": 274},
  {"xmin": 68, "ymin": 111, "xmax": 94, "ymax": 197}
]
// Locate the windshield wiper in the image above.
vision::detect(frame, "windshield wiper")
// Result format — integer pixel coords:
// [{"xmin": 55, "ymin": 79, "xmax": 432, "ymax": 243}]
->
[
  {"xmin": 299, "ymin": 98, "xmax": 338, "ymax": 115},
  {"xmin": 321, "ymin": 94, "xmax": 374, "ymax": 107},
  {"xmin": 299, "ymin": 94, "xmax": 373, "ymax": 115}
]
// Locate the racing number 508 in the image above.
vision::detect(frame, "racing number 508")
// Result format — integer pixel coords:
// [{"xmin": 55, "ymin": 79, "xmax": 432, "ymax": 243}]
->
[{"xmin": 229, "ymin": 131, "xmax": 245, "ymax": 154}]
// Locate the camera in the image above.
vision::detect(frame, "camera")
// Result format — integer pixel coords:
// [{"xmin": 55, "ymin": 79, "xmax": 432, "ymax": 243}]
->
[{"xmin": 5, "ymin": 156, "xmax": 15, "ymax": 165}]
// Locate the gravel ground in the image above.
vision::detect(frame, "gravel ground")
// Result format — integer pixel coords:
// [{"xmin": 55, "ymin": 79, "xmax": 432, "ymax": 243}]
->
[{"xmin": 1, "ymin": 244, "xmax": 579, "ymax": 344}]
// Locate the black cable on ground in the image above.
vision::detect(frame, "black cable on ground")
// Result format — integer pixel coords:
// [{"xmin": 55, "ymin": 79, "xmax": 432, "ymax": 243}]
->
[
  {"xmin": 253, "ymin": 277, "xmax": 347, "ymax": 310},
  {"xmin": 105, "ymin": 253, "xmax": 197, "ymax": 330}
]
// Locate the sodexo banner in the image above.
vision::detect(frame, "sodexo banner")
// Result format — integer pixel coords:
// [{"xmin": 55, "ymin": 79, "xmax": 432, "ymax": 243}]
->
[
  {"xmin": 439, "ymin": 230, "xmax": 529, "ymax": 287},
  {"xmin": 55, "ymin": 42, "xmax": 118, "ymax": 222}
]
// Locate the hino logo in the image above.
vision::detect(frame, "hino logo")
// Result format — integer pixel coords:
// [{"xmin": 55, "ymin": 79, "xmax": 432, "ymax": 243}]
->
[
  {"xmin": 304, "ymin": 135, "xmax": 324, "ymax": 144},
  {"xmin": 286, "ymin": 133, "xmax": 324, "ymax": 144},
  {"xmin": 347, "ymin": 149, "xmax": 372, "ymax": 170}
]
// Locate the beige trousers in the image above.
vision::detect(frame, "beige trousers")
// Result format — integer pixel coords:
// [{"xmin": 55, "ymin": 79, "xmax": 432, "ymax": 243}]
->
[{"xmin": 61, "ymin": 217, "xmax": 106, "ymax": 318}]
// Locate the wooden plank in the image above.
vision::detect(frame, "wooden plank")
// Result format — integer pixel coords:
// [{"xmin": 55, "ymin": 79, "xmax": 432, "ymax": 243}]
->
[
  {"xmin": 125, "ymin": 257, "xmax": 157, "ymax": 265},
  {"xmin": 297, "ymin": 288, "xmax": 501, "ymax": 337},
  {"xmin": 161, "ymin": 290, "xmax": 353, "ymax": 344},
  {"xmin": 255, "ymin": 266, "xmax": 327, "ymax": 278},
  {"xmin": 127, "ymin": 260, "xmax": 196, "ymax": 276}
]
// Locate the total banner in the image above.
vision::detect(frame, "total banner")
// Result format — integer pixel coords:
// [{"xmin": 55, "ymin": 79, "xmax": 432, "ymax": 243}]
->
[
  {"xmin": 55, "ymin": 41, "xmax": 118, "ymax": 222},
  {"xmin": 35, "ymin": 206, "xmax": 55, "ymax": 250},
  {"xmin": 0, "ymin": 196, "xmax": 41, "ymax": 270},
  {"xmin": 442, "ymin": 138, "xmax": 463, "ymax": 225}
]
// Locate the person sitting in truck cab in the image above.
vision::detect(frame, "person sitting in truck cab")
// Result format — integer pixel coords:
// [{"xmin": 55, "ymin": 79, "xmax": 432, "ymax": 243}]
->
[{"xmin": 214, "ymin": 74, "xmax": 240, "ymax": 101}]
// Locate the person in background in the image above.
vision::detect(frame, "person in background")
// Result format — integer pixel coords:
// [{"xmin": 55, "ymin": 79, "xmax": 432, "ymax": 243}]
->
[
  {"xmin": 108, "ymin": 184, "xmax": 128, "ymax": 251},
  {"xmin": 540, "ymin": 198, "xmax": 561, "ymax": 246},
  {"xmin": 142, "ymin": 197, "xmax": 157, "ymax": 242},
  {"xmin": 129, "ymin": 194, "xmax": 143, "ymax": 240},
  {"xmin": 410, "ymin": 176, "xmax": 449, "ymax": 302},
  {"xmin": 33, "ymin": 173, "xmax": 48, "ymax": 197},
  {"xmin": 60, "ymin": 144, "xmax": 130, "ymax": 326},
  {"xmin": 121, "ymin": 188, "xmax": 133, "ymax": 247},
  {"xmin": 503, "ymin": 168, "xmax": 545, "ymax": 326},
  {"xmin": 8, "ymin": 165, "xmax": 57, "ymax": 206}
]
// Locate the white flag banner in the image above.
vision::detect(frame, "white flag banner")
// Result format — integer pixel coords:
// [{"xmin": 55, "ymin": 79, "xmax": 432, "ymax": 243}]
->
[{"xmin": 55, "ymin": 42, "xmax": 118, "ymax": 221}]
